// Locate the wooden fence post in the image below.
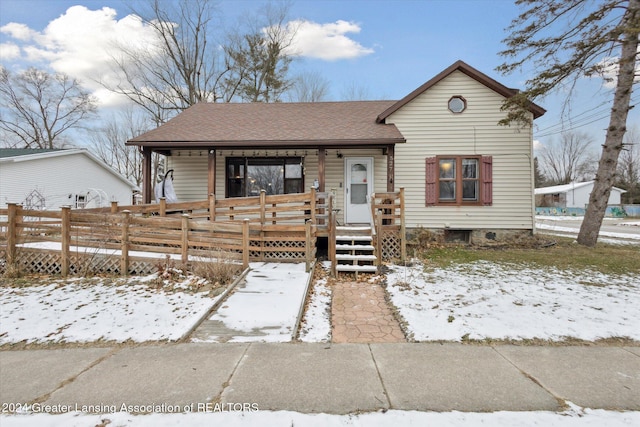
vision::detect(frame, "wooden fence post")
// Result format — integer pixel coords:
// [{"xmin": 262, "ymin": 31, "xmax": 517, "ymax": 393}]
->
[
  {"xmin": 310, "ymin": 187, "xmax": 316, "ymax": 224},
  {"xmin": 399, "ymin": 187, "xmax": 406, "ymax": 262},
  {"xmin": 259, "ymin": 190, "xmax": 266, "ymax": 225},
  {"xmin": 110, "ymin": 201, "xmax": 118, "ymax": 214},
  {"xmin": 181, "ymin": 214, "xmax": 190, "ymax": 264},
  {"xmin": 61, "ymin": 206, "xmax": 71, "ymax": 276},
  {"xmin": 6, "ymin": 203, "xmax": 18, "ymax": 270},
  {"xmin": 121, "ymin": 210, "xmax": 130, "ymax": 276},
  {"xmin": 242, "ymin": 219, "xmax": 250, "ymax": 269},
  {"xmin": 159, "ymin": 197, "xmax": 166, "ymax": 217},
  {"xmin": 305, "ymin": 219, "xmax": 312, "ymax": 272},
  {"xmin": 209, "ymin": 193, "xmax": 216, "ymax": 223}
]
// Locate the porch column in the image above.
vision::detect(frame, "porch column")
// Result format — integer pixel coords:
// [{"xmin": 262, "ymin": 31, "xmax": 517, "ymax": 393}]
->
[
  {"xmin": 208, "ymin": 149, "xmax": 216, "ymax": 196},
  {"xmin": 142, "ymin": 147, "xmax": 152, "ymax": 204},
  {"xmin": 318, "ymin": 148, "xmax": 326, "ymax": 192},
  {"xmin": 387, "ymin": 144, "xmax": 395, "ymax": 192}
]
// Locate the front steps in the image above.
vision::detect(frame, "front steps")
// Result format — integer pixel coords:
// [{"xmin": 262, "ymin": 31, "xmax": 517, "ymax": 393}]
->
[{"xmin": 335, "ymin": 226, "xmax": 378, "ymax": 275}]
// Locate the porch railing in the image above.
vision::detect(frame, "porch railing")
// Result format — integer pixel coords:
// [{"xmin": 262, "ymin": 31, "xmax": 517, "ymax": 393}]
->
[
  {"xmin": 371, "ymin": 188, "xmax": 406, "ymax": 262},
  {"xmin": 1, "ymin": 190, "xmax": 326, "ymax": 276}
]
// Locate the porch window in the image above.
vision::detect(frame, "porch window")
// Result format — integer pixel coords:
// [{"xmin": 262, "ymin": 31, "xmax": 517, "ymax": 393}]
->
[
  {"xmin": 425, "ymin": 156, "xmax": 492, "ymax": 206},
  {"xmin": 226, "ymin": 157, "xmax": 303, "ymax": 198}
]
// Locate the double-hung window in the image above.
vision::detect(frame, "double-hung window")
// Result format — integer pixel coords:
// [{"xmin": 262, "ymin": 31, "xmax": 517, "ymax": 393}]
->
[{"xmin": 426, "ymin": 155, "xmax": 492, "ymax": 206}]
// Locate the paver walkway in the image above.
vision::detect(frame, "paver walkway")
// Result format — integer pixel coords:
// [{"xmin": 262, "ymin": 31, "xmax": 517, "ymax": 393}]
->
[{"xmin": 331, "ymin": 279, "xmax": 406, "ymax": 343}]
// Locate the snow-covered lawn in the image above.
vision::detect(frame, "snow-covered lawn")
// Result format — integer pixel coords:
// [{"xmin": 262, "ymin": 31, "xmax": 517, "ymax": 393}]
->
[
  {"xmin": 386, "ymin": 260, "xmax": 640, "ymax": 342},
  {"xmin": 298, "ymin": 279, "xmax": 331, "ymax": 342},
  {"xmin": 2, "ymin": 256, "xmax": 638, "ymax": 345},
  {"xmin": 535, "ymin": 216, "xmax": 640, "ymax": 244},
  {"xmin": 0, "ymin": 275, "xmax": 222, "ymax": 344}
]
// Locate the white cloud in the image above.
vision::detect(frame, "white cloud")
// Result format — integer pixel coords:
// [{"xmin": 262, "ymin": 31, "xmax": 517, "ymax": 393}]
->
[
  {"xmin": 533, "ymin": 139, "xmax": 543, "ymax": 150},
  {"xmin": 590, "ymin": 51, "xmax": 640, "ymax": 89},
  {"xmin": 0, "ymin": 42, "xmax": 20, "ymax": 61},
  {"xmin": 285, "ymin": 19, "xmax": 374, "ymax": 61},
  {"xmin": 0, "ymin": 22, "xmax": 38, "ymax": 41},
  {"xmin": 1, "ymin": 6, "xmax": 159, "ymax": 107}
]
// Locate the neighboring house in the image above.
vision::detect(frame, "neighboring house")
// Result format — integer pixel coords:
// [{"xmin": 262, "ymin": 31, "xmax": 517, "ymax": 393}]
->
[
  {"xmin": 128, "ymin": 60, "xmax": 545, "ymax": 242},
  {"xmin": 0, "ymin": 148, "xmax": 139, "ymax": 209},
  {"xmin": 535, "ymin": 181, "xmax": 626, "ymax": 208}
]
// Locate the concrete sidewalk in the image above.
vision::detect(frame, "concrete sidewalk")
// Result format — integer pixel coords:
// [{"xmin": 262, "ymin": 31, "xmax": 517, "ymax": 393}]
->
[{"xmin": 1, "ymin": 343, "xmax": 638, "ymax": 414}]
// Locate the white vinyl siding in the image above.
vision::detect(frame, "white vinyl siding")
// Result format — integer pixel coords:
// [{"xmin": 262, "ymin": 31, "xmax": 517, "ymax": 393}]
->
[
  {"xmin": 167, "ymin": 151, "xmax": 209, "ymax": 202},
  {"xmin": 386, "ymin": 70, "xmax": 535, "ymax": 230},
  {"xmin": 168, "ymin": 149, "xmax": 387, "ymax": 225},
  {"xmin": 0, "ymin": 152, "xmax": 135, "ymax": 209}
]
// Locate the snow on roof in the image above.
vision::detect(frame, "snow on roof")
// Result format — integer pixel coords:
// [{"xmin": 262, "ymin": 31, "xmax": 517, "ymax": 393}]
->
[{"xmin": 535, "ymin": 181, "xmax": 626, "ymax": 195}]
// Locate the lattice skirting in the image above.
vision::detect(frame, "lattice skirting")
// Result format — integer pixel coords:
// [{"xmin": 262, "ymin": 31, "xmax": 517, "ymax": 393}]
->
[
  {"xmin": 9, "ymin": 249, "xmax": 157, "ymax": 276},
  {"xmin": 379, "ymin": 231, "xmax": 402, "ymax": 261},
  {"xmin": 249, "ymin": 239, "xmax": 308, "ymax": 261}
]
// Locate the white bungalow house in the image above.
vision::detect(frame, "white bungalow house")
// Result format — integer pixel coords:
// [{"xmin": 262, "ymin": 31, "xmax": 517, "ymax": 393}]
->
[
  {"xmin": 0, "ymin": 148, "xmax": 139, "ymax": 209},
  {"xmin": 535, "ymin": 181, "xmax": 626, "ymax": 208},
  {"xmin": 128, "ymin": 61, "xmax": 545, "ymax": 243}
]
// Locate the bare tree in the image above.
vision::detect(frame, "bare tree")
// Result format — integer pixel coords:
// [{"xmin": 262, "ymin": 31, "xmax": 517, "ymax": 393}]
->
[
  {"xmin": 498, "ymin": 0, "xmax": 639, "ymax": 246},
  {"xmin": 0, "ymin": 67, "xmax": 97, "ymax": 149},
  {"xmin": 288, "ymin": 71, "xmax": 330, "ymax": 102},
  {"xmin": 341, "ymin": 81, "xmax": 371, "ymax": 101},
  {"xmin": 533, "ymin": 156, "xmax": 548, "ymax": 187},
  {"xmin": 539, "ymin": 132, "xmax": 596, "ymax": 185},
  {"xmin": 90, "ymin": 108, "xmax": 150, "ymax": 186},
  {"xmin": 101, "ymin": 0, "xmax": 223, "ymax": 124}
]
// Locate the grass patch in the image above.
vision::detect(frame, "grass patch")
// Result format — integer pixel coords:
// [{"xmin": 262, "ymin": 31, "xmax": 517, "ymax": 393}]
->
[{"xmin": 421, "ymin": 236, "xmax": 640, "ymax": 275}]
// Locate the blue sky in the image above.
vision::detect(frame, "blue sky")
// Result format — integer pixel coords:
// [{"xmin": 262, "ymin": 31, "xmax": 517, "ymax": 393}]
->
[{"xmin": 1, "ymin": 0, "xmax": 637, "ymax": 149}]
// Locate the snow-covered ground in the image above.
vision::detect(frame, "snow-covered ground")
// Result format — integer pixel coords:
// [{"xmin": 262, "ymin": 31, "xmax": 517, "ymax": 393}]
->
[
  {"xmin": 2, "ymin": 260, "xmax": 639, "ymax": 425},
  {"xmin": 0, "ymin": 275, "xmax": 221, "ymax": 344},
  {"xmin": 535, "ymin": 216, "xmax": 640, "ymax": 244},
  {"xmin": 1, "ymin": 404, "xmax": 638, "ymax": 427},
  {"xmin": 298, "ymin": 265, "xmax": 332, "ymax": 342},
  {"xmin": 385, "ymin": 260, "xmax": 640, "ymax": 342}
]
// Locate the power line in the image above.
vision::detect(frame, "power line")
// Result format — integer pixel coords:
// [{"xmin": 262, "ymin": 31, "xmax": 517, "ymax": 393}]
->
[{"xmin": 535, "ymin": 96, "xmax": 640, "ymax": 138}]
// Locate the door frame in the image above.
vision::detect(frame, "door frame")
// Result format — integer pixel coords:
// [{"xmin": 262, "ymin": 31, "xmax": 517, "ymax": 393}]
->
[{"xmin": 344, "ymin": 157, "xmax": 374, "ymax": 224}]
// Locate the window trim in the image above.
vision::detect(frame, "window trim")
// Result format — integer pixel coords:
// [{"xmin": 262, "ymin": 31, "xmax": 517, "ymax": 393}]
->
[
  {"xmin": 448, "ymin": 95, "xmax": 467, "ymax": 113},
  {"xmin": 426, "ymin": 155, "xmax": 492, "ymax": 207}
]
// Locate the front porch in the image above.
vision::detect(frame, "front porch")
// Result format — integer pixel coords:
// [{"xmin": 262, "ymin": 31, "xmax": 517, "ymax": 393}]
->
[
  {"xmin": 1, "ymin": 189, "xmax": 405, "ymax": 277},
  {"xmin": 140, "ymin": 146, "xmax": 399, "ymax": 226}
]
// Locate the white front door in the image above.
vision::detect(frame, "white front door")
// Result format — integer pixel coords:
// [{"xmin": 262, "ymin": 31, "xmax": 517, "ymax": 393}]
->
[{"xmin": 345, "ymin": 157, "xmax": 373, "ymax": 224}]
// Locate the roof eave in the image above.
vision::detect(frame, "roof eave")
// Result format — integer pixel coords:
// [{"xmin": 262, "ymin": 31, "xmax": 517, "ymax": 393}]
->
[{"xmin": 126, "ymin": 138, "xmax": 406, "ymax": 148}]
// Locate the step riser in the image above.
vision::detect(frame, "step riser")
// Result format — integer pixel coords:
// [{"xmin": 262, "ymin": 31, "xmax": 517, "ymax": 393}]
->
[{"xmin": 333, "ymin": 226, "xmax": 378, "ymax": 275}]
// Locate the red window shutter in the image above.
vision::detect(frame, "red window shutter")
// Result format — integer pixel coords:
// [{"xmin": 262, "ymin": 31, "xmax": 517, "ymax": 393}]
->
[
  {"xmin": 481, "ymin": 156, "xmax": 493, "ymax": 206},
  {"xmin": 425, "ymin": 157, "xmax": 437, "ymax": 206}
]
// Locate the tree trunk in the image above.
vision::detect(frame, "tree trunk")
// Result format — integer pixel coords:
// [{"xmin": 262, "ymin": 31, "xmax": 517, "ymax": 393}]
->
[{"xmin": 577, "ymin": 0, "xmax": 640, "ymax": 247}]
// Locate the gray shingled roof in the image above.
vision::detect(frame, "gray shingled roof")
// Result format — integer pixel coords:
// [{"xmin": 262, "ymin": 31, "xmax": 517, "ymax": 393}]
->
[
  {"xmin": 0, "ymin": 148, "xmax": 62, "ymax": 158},
  {"xmin": 128, "ymin": 101, "xmax": 405, "ymax": 147}
]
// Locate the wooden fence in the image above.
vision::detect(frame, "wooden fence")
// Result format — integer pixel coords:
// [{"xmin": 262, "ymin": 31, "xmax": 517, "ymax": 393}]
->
[
  {"xmin": 1, "ymin": 190, "xmax": 325, "ymax": 276},
  {"xmin": 371, "ymin": 188, "xmax": 406, "ymax": 262}
]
